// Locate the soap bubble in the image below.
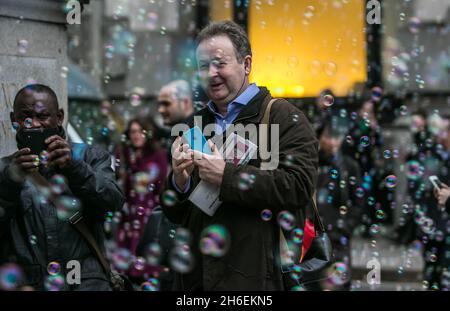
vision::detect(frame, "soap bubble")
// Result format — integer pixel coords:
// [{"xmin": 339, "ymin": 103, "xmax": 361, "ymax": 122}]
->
[
  {"xmin": 323, "ymin": 94, "xmax": 335, "ymax": 107},
  {"xmin": 0, "ymin": 263, "xmax": 23, "ymax": 291},
  {"xmin": 261, "ymin": 209, "xmax": 273, "ymax": 221},
  {"xmin": 360, "ymin": 136, "xmax": 370, "ymax": 147},
  {"xmin": 371, "ymin": 87, "xmax": 383, "ymax": 102},
  {"xmin": 174, "ymin": 228, "xmax": 191, "ymax": 247},
  {"xmin": 24, "ymin": 118, "xmax": 33, "ymax": 129},
  {"xmin": 199, "ymin": 225, "xmax": 230, "ymax": 257},
  {"xmin": 44, "ymin": 274, "xmax": 65, "ymax": 291},
  {"xmin": 162, "ymin": 190, "xmax": 178, "ymax": 207},
  {"xmin": 277, "ymin": 211, "xmax": 296, "ymax": 231},
  {"xmin": 56, "ymin": 196, "xmax": 81, "ymax": 221},
  {"xmin": 169, "ymin": 246, "xmax": 194, "ymax": 273},
  {"xmin": 145, "ymin": 242, "xmax": 162, "ymax": 266},
  {"xmin": 18, "ymin": 39, "xmax": 29, "ymax": 54},
  {"xmin": 141, "ymin": 278, "xmax": 159, "ymax": 291},
  {"xmin": 385, "ymin": 175, "xmax": 397, "ymax": 189},
  {"xmin": 291, "ymin": 228, "xmax": 304, "ymax": 244},
  {"xmin": 111, "ymin": 248, "xmax": 132, "ymax": 270},
  {"xmin": 47, "ymin": 262, "xmax": 61, "ymax": 276}
]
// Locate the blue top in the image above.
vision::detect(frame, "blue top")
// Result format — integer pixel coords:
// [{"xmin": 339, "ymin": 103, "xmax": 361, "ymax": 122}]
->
[{"xmin": 206, "ymin": 83, "xmax": 261, "ymax": 135}]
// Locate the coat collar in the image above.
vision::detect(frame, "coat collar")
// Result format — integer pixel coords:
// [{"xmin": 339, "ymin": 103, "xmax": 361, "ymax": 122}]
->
[{"xmin": 198, "ymin": 87, "xmax": 273, "ymax": 128}]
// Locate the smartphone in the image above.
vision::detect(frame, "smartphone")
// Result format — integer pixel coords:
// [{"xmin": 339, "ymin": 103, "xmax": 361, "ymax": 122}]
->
[
  {"xmin": 182, "ymin": 126, "xmax": 212, "ymax": 155},
  {"xmin": 17, "ymin": 128, "xmax": 60, "ymax": 155},
  {"xmin": 429, "ymin": 175, "xmax": 442, "ymax": 190}
]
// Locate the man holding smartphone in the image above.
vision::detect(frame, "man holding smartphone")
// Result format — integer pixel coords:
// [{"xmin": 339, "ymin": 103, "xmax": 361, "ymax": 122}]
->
[{"xmin": 0, "ymin": 84, "xmax": 125, "ymax": 290}]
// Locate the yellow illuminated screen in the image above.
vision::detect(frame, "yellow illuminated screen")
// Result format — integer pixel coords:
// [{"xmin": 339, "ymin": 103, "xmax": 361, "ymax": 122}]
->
[{"xmin": 249, "ymin": 0, "xmax": 367, "ymax": 97}]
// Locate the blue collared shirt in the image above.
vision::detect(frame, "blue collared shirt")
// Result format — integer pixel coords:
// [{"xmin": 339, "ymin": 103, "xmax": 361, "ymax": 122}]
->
[
  {"xmin": 172, "ymin": 83, "xmax": 260, "ymax": 193},
  {"xmin": 206, "ymin": 83, "xmax": 260, "ymax": 135}
]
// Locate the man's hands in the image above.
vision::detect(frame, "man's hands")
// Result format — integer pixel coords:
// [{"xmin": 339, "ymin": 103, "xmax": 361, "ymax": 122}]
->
[
  {"xmin": 192, "ymin": 140, "xmax": 225, "ymax": 187},
  {"xmin": 171, "ymin": 138, "xmax": 225, "ymax": 189},
  {"xmin": 434, "ymin": 183, "xmax": 450, "ymax": 207},
  {"xmin": 172, "ymin": 137, "xmax": 195, "ymax": 190},
  {"xmin": 45, "ymin": 135, "xmax": 72, "ymax": 170},
  {"xmin": 10, "ymin": 148, "xmax": 39, "ymax": 175}
]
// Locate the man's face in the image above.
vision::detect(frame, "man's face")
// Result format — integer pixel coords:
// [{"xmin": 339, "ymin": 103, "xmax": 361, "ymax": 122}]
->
[
  {"xmin": 157, "ymin": 86, "xmax": 185, "ymax": 126},
  {"xmin": 196, "ymin": 35, "xmax": 250, "ymax": 106},
  {"xmin": 10, "ymin": 91, "xmax": 63, "ymax": 130}
]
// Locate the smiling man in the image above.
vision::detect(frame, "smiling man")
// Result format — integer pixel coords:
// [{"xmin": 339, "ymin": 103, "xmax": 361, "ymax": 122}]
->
[
  {"xmin": 161, "ymin": 21, "xmax": 318, "ymax": 291},
  {"xmin": 0, "ymin": 84, "xmax": 125, "ymax": 290}
]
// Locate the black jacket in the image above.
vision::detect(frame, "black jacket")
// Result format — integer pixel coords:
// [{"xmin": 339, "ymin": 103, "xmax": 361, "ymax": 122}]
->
[{"xmin": 0, "ymin": 142, "xmax": 125, "ymax": 290}]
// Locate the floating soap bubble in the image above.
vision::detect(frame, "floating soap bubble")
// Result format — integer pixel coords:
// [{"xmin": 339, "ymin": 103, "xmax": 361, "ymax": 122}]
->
[
  {"xmin": 162, "ymin": 190, "xmax": 178, "ymax": 207},
  {"xmin": 261, "ymin": 209, "xmax": 272, "ymax": 221},
  {"xmin": 238, "ymin": 172, "xmax": 255, "ymax": 191},
  {"xmin": 370, "ymin": 224, "xmax": 381, "ymax": 236},
  {"xmin": 111, "ymin": 248, "xmax": 132, "ymax": 270},
  {"xmin": 360, "ymin": 136, "xmax": 370, "ymax": 147},
  {"xmin": 145, "ymin": 242, "xmax": 162, "ymax": 266},
  {"xmin": 18, "ymin": 39, "xmax": 28, "ymax": 54},
  {"xmin": 277, "ymin": 211, "xmax": 296, "ymax": 231},
  {"xmin": 291, "ymin": 228, "xmax": 304, "ymax": 244},
  {"xmin": 371, "ymin": 87, "xmax": 383, "ymax": 102},
  {"xmin": 47, "ymin": 262, "xmax": 61, "ymax": 276},
  {"xmin": 141, "ymin": 278, "xmax": 159, "ymax": 291},
  {"xmin": 385, "ymin": 175, "xmax": 397, "ymax": 189},
  {"xmin": 0, "ymin": 263, "xmax": 23, "ymax": 291},
  {"xmin": 324, "ymin": 62, "xmax": 337, "ymax": 76},
  {"xmin": 56, "ymin": 196, "xmax": 81, "ymax": 221},
  {"xmin": 339, "ymin": 206, "xmax": 348, "ymax": 215},
  {"xmin": 134, "ymin": 257, "xmax": 146, "ymax": 271},
  {"xmin": 24, "ymin": 118, "xmax": 33, "ymax": 129},
  {"xmin": 330, "ymin": 169, "xmax": 339, "ymax": 179},
  {"xmin": 50, "ymin": 174, "xmax": 67, "ymax": 195},
  {"xmin": 29, "ymin": 235, "xmax": 37, "ymax": 245},
  {"xmin": 169, "ymin": 246, "xmax": 194, "ymax": 273},
  {"xmin": 44, "ymin": 274, "xmax": 65, "ymax": 291},
  {"xmin": 323, "ymin": 94, "xmax": 334, "ymax": 107},
  {"xmin": 39, "ymin": 150, "xmax": 50, "ymax": 166},
  {"xmin": 376, "ymin": 210, "xmax": 385, "ymax": 220},
  {"xmin": 199, "ymin": 225, "xmax": 230, "ymax": 258},
  {"xmin": 409, "ymin": 17, "xmax": 421, "ymax": 34},
  {"xmin": 174, "ymin": 228, "xmax": 191, "ymax": 247}
]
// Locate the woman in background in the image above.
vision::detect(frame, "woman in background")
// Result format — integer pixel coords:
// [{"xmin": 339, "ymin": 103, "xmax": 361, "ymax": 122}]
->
[{"xmin": 115, "ymin": 116, "xmax": 168, "ymax": 283}]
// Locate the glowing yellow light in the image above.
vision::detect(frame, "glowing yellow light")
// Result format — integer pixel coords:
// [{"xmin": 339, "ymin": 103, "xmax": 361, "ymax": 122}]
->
[{"xmin": 248, "ymin": 0, "xmax": 367, "ymax": 97}]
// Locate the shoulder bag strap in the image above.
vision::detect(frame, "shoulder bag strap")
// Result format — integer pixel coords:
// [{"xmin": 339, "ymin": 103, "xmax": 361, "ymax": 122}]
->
[
  {"xmin": 260, "ymin": 98, "xmax": 325, "ymax": 233},
  {"xmin": 28, "ymin": 172, "xmax": 112, "ymax": 277}
]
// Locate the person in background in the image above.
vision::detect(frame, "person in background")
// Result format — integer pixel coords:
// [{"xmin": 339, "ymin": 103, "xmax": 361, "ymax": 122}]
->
[
  {"xmin": 425, "ymin": 117, "xmax": 450, "ymax": 291},
  {"xmin": 157, "ymin": 80, "xmax": 194, "ymax": 127},
  {"xmin": 0, "ymin": 84, "xmax": 125, "ymax": 290},
  {"xmin": 341, "ymin": 99, "xmax": 389, "ymax": 235},
  {"xmin": 316, "ymin": 121, "xmax": 362, "ymax": 290},
  {"xmin": 115, "ymin": 116, "xmax": 168, "ymax": 284}
]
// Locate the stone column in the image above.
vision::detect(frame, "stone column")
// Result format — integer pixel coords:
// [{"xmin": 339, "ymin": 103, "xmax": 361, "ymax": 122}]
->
[{"xmin": 0, "ymin": 0, "xmax": 70, "ymax": 157}]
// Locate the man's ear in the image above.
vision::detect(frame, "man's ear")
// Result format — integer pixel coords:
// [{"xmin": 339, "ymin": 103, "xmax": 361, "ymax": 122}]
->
[
  {"xmin": 57, "ymin": 108, "xmax": 64, "ymax": 126},
  {"xmin": 244, "ymin": 55, "xmax": 252, "ymax": 75}
]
